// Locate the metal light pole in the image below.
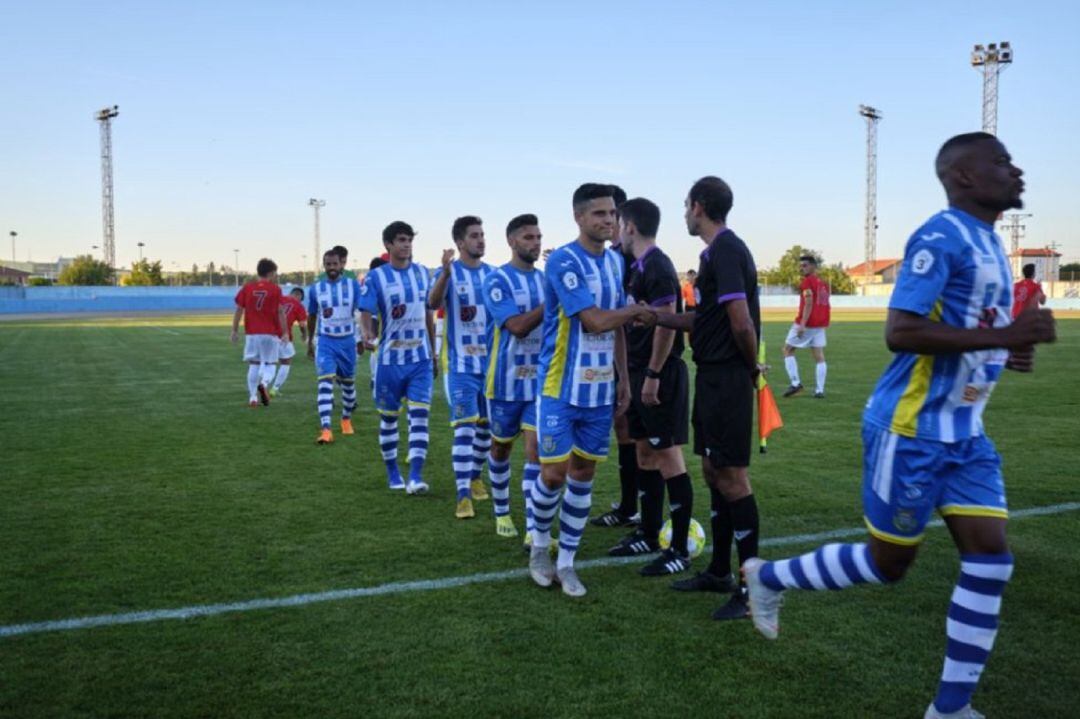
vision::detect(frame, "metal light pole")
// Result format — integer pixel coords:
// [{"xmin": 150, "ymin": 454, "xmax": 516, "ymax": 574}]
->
[
  {"xmin": 859, "ymin": 104, "xmax": 883, "ymax": 291},
  {"xmin": 971, "ymin": 42, "xmax": 1012, "ymax": 135},
  {"xmin": 137, "ymin": 242, "xmax": 145, "ymax": 261},
  {"xmin": 9, "ymin": 231, "xmax": 16, "ymax": 262},
  {"xmin": 96, "ymin": 105, "xmax": 119, "ymax": 276},
  {"xmin": 301, "ymin": 254, "xmax": 308, "ymax": 286},
  {"xmin": 233, "ymin": 249, "xmax": 240, "ymax": 287},
  {"xmin": 308, "ymin": 198, "xmax": 325, "ymax": 274}
]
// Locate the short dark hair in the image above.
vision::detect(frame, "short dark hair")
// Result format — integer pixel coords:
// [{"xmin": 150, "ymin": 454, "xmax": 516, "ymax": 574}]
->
[
  {"xmin": 290, "ymin": 286, "xmax": 304, "ymax": 300},
  {"xmin": 617, "ymin": 197, "xmax": 660, "ymax": 238},
  {"xmin": 687, "ymin": 269, "xmax": 696, "ymax": 276},
  {"xmin": 688, "ymin": 176, "xmax": 734, "ymax": 222},
  {"xmin": 610, "ymin": 184, "xmax": 627, "ymax": 207},
  {"xmin": 935, "ymin": 132, "xmax": 998, "ymax": 179},
  {"xmin": 506, "ymin": 214, "xmax": 538, "ymax": 237},
  {"xmin": 369, "ymin": 256, "xmax": 388, "ymax": 271},
  {"xmin": 452, "ymin": 216, "xmax": 483, "ymax": 243},
  {"xmin": 256, "ymin": 258, "xmax": 277, "ymax": 277},
  {"xmin": 382, "ymin": 221, "xmax": 415, "ymax": 246},
  {"xmin": 799, "ymin": 254, "xmax": 818, "ymax": 265},
  {"xmin": 1023, "ymin": 263, "xmax": 1036, "ymax": 279},
  {"xmin": 572, "ymin": 183, "xmax": 615, "ymax": 211},
  {"xmin": 331, "ymin": 245, "xmax": 349, "ymax": 260}
]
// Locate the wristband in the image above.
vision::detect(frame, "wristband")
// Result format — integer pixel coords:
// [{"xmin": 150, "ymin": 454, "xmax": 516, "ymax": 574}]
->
[{"xmin": 645, "ymin": 368, "xmax": 662, "ymax": 379}]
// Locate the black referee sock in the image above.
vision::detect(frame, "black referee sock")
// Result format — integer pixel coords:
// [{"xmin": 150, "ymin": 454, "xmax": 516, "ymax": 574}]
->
[
  {"xmin": 616, "ymin": 443, "xmax": 638, "ymax": 517},
  {"xmin": 707, "ymin": 487, "xmax": 733, "ymax": 578},
  {"xmin": 638, "ymin": 470, "xmax": 664, "ymax": 541},
  {"xmin": 665, "ymin": 473, "xmax": 693, "ymax": 556},
  {"xmin": 729, "ymin": 494, "xmax": 760, "ymax": 587}
]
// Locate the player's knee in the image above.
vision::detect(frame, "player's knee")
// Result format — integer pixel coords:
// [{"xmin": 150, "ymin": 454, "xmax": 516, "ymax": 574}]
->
[
  {"xmin": 869, "ymin": 540, "xmax": 918, "ymax": 583},
  {"xmin": 782, "ymin": 345, "xmax": 795, "ymax": 357},
  {"xmin": 490, "ymin": 442, "xmax": 511, "ymax": 462}
]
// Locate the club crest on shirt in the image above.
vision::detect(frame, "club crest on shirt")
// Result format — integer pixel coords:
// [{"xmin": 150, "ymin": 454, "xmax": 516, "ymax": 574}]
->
[
  {"xmin": 322, "ymin": 307, "xmax": 334, "ymax": 319},
  {"xmin": 460, "ymin": 306, "xmax": 477, "ymax": 322},
  {"xmin": 391, "ymin": 304, "xmax": 407, "ymax": 319}
]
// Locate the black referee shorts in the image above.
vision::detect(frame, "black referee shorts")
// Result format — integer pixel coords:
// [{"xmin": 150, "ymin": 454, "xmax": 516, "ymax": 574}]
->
[
  {"xmin": 626, "ymin": 358, "xmax": 690, "ymax": 449},
  {"xmin": 692, "ymin": 361, "xmax": 754, "ymax": 469}
]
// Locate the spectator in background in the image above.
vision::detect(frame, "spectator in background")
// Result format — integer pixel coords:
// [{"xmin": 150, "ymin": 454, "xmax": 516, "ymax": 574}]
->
[
  {"xmin": 1012, "ymin": 263, "xmax": 1046, "ymax": 319},
  {"xmin": 681, "ymin": 269, "xmax": 697, "ymax": 309}
]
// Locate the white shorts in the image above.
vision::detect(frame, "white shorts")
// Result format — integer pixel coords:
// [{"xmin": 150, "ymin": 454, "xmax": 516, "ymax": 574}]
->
[
  {"xmin": 279, "ymin": 340, "xmax": 296, "ymax": 361},
  {"xmin": 244, "ymin": 334, "xmax": 281, "ymax": 363},
  {"xmin": 784, "ymin": 324, "xmax": 827, "ymax": 349}
]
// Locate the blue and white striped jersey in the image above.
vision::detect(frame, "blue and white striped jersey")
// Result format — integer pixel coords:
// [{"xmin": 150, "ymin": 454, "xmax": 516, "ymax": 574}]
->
[
  {"xmin": 537, "ymin": 241, "xmax": 625, "ymax": 408},
  {"xmin": 864, "ymin": 208, "xmax": 1014, "ymax": 442},
  {"xmin": 434, "ymin": 260, "xmax": 493, "ymax": 375},
  {"xmin": 357, "ymin": 262, "xmax": 433, "ymax": 366},
  {"xmin": 483, "ymin": 264, "xmax": 545, "ymax": 402},
  {"xmin": 307, "ymin": 277, "xmax": 363, "ymax": 338}
]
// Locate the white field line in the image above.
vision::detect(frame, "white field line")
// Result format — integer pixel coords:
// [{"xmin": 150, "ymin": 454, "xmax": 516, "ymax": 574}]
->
[{"xmin": 2, "ymin": 501, "xmax": 1077, "ymax": 640}]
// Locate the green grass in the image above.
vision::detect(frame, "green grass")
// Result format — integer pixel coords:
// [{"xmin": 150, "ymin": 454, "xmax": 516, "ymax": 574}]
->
[{"xmin": 1, "ymin": 314, "xmax": 1078, "ymax": 718}]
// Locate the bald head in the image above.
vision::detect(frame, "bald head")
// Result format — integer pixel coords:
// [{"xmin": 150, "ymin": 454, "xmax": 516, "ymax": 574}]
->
[
  {"xmin": 933, "ymin": 132, "xmax": 1024, "ymax": 219},
  {"xmin": 934, "ymin": 132, "xmax": 999, "ymax": 182}
]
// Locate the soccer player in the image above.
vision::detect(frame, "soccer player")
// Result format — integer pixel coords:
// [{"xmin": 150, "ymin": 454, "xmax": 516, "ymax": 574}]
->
[
  {"xmin": 317, "ymin": 245, "xmax": 359, "ymax": 281},
  {"xmin": 483, "ymin": 214, "xmax": 544, "ymax": 539},
  {"xmin": 528, "ymin": 183, "xmax": 651, "ymax": 598},
  {"xmin": 1011, "ymin": 263, "xmax": 1046, "ymax": 319},
  {"xmin": 742, "ymin": 133, "xmax": 1056, "ymax": 719},
  {"xmin": 270, "ymin": 286, "xmax": 308, "ymax": 396},
  {"xmin": 648, "ymin": 176, "xmax": 764, "ymax": 621},
  {"xmin": 605, "ymin": 198, "xmax": 695, "ymax": 578},
  {"xmin": 359, "ymin": 221, "xmax": 435, "ymax": 495},
  {"xmin": 230, "ymin": 258, "xmax": 288, "ymax": 407},
  {"xmin": 428, "ymin": 216, "xmax": 494, "ymax": 519},
  {"xmin": 782, "ymin": 254, "xmax": 831, "ymax": 398},
  {"xmin": 306, "ymin": 250, "xmax": 363, "ymax": 444}
]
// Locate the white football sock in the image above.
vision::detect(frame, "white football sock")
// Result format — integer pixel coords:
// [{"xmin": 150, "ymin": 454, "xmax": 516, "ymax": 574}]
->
[
  {"xmin": 260, "ymin": 362, "xmax": 275, "ymax": 386},
  {"xmin": 815, "ymin": 362, "xmax": 827, "ymax": 393},
  {"xmin": 784, "ymin": 356, "xmax": 800, "ymax": 386},
  {"xmin": 273, "ymin": 364, "xmax": 291, "ymax": 389},
  {"xmin": 246, "ymin": 364, "xmax": 260, "ymax": 399}
]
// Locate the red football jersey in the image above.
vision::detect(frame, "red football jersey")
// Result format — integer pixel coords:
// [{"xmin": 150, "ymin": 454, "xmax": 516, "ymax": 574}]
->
[
  {"xmin": 1011, "ymin": 278, "xmax": 1043, "ymax": 319},
  {"xmin": 235, "ymin": 281, "xmax": 283, "ymax": 335},
  {"xmin": 282, "ymin": 295, "xmax": 308, "ymax": 341},
  {"xmin": 797, "ymin": 274, "xmax": 830, "ymax": 327}
]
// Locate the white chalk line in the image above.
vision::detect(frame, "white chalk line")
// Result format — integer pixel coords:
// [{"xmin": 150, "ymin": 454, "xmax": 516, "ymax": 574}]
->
[{"xmin": 2, "ymin": 501, "xmax": 1077, "ymax": 640}]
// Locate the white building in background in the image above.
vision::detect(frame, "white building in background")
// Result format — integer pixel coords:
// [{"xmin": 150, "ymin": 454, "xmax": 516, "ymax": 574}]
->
[{"xmin": 1010, "ymin": 248, "xmax": 1060, "ymax": 282}]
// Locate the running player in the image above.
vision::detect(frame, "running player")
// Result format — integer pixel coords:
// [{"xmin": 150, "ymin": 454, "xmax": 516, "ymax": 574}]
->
[
  {"xmin": 1011, "ymin": 263, "xmax": 1046, "ymax": 319},
  {"xmin": 483, "ymin": 213, "xmax": 544, "ymax": 539},
  {"xmin": 782, "ymin": 254, "xmax": 831, "ymax": 398},
  {"xmin": 649, "ymin": 176, "xmax": 764, "ymax": 621},
  {"xmin": 528, "ymin": 183, "xmax": 651, "ymax": 598},
  {"xmin": 743, "ymin": 133, "xmax": 1056, "ymax": 719},
  {"xmin": 270, "ymin": 286, "xmax": 308, "ymax": 396},
  {"xmin": 606, "ymin": 198, "xmax": 694, "ymax": 578},
  {"xmin": 306, "ymin": 249, "xmax": 363, "ymax": 444},
  {"xmin": 428, "ymin": 216, "xmax": 494, "ymax": 519},
  {"xmin": 359, "ymin": 221, "xmax": 435, "ymax": 495},
  {"xmin": 230, "ymin": 258, "xmax": 287, "ymax": 407}
]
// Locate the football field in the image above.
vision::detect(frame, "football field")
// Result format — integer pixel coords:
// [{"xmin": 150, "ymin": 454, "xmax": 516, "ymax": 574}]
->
[{"xmin": 1, "ymin": 314, "xmax": 1078, "ymax": 718}]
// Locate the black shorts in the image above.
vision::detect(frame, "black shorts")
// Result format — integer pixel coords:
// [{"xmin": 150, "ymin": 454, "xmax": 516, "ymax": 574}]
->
[
  {"xmin": 692, "ymin": 362, "xmax": 754, "ymax": 468},
  {"xmin": 626, "ymin": 358, "xmax": 690, "ymax": 450}
]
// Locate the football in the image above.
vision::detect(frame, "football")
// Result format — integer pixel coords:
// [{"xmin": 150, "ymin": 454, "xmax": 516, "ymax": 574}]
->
[{"xmin": 659, "ymin": 518, "xmax": 706, "ymax": 558}]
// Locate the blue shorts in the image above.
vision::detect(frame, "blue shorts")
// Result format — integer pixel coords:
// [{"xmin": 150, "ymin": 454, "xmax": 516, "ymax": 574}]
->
[
  {"xmin": 316, "ymin": 335, "xmax": 357, "ymax": 381},
  {"xmin": 489, "ymin": 399, "xmax": 537, "ymax": 442},
  {"xmin": 373, "ymin": 361, "xmax": 433, "ymax": 414},
  {"xmin": 443, "ymin": 371, "xmax": 488, "ymax": 426},
  {"xmin": 861, "ymin": 423, "xmax": 1008, "ymax": 546},
  {"xmin": 536, "ymin": 396, "xmax": 614, "ymax": 464}
]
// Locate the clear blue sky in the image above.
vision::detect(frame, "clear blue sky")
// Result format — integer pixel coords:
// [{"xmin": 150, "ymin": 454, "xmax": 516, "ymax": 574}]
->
[{"xmin": 2, "ymin": 0, "xmax": 1077, "ymax": 274}]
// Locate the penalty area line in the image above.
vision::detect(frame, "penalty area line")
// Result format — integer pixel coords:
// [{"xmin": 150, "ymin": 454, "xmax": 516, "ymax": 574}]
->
[{"xmin": 2, "ymin": 501, "xmax": 1077, "ymax": 640}]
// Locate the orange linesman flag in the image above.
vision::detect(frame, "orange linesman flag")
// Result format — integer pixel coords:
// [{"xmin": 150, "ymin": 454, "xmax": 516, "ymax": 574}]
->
[{"xmin": 757, "ymin": 340, "xmax": 783, "ymax": 448}]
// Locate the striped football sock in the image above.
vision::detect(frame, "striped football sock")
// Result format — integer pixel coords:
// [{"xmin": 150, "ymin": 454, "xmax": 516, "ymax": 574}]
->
[
  {"xmin": 452, "ymin": 422, "xmax": 476, "ymax": 500},
  {"xmin": 932, "ymin": 554, "xmax": 1013, "ymax": 714},
  {"xmin": 530, "ymin": 477, "xmax": 561, "ymax": 548},
  {"xmin": 522, "ymin": 462, "xmax": 540, "ymax": 535},
  {"xmin": 339, "ymin": 379, "xmax": 356, "ymax": 419},
  {"xmin": 378, "ymin": 413, "xmax": 399, "ymax": 472},
  {"xmin": 557, "ymin": 478, "xmax": 593, "ymax": 570},
  {"xmin": 406, "ymin": 404, "xmax": 429, "ymax": 463},
  {"xmin": 471, "ymin": 423, "xmax": 491, "ymax": 482},
  {"xmin": 317, "ymin": 379, "xmax": 334, "ymax": 429},
  {"xmin": 759, "ymin": 543, "xmax": 886, "ymax": 590},
  {"xmin": 488, "ymin": 457, "xmax": 511, "ymax": 517}
]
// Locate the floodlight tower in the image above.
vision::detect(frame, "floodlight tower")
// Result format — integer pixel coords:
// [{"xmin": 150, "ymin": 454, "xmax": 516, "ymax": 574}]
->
[
  {"xmin": 9, "ymin": 231, "xmax": 16, "ymax": 262},
  {"xmin": 308, "ymin": 198, "xmax": 326, "ymax": 273},
  {"xmin": 971, "ymin": 42, "xmax": 1012, "ymax": 135},
  {"xmin": 1001, "ymin": 212, "xmax": 1033, "ymax": 256},
  {"xmin": 859, "ymin": 105, "xmax": 882, "ymax": 288},
  {"xmin": 96, "ymin": 105, "xmax": 120, "ymax": 274}
]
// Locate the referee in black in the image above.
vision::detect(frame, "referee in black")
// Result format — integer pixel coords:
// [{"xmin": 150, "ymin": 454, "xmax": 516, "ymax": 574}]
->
[
  {"xmin": 648, "ymin": 176, "xmax": 763, "ymax": 621},
  {"xmin": 605, "ymin": 197, "xmax": 696, "ymax": 577}
]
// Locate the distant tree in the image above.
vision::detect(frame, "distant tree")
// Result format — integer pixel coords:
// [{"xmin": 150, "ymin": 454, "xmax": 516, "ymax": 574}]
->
[
  {"xmin": 759, "ymin": 245, "xmax": 856, "ymax": 295},
  {"xmin": 125, "ymin": 258, "xmax": 166, "ymax": 286},
  {"xmin": 28, "ymin": 277, "xmax": 53, "ymax": 287},
  {"xmin": 58, "ymin": 254, "xmax": 114, "ymax": 285},
  {"xmin": 1059, "ymin": 262, "xmax": 1080, "ymax": 281}
]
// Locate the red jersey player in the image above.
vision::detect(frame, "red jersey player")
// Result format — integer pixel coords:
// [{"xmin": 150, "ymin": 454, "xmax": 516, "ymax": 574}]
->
[
  {"xmin": 1012, "ymin": 263, "xmax": 1046, "ymax": 320},
  {"xmin": 230, "ymin": 258, "xmax": 287, "ymax": 406},
  {"xmin": 782, "ymin": 254, "xmax": 831, "ymax": 398},
  {"xmin": 269, "ymin": 286, "xmax": 309, "ymax": 397}
]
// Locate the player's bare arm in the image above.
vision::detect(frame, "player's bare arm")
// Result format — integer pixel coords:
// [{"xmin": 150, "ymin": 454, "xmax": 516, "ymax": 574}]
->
[
  {"xmin": 725, "ymin": 298, "xmax": 760, "ymax": 378},
  {"xmin": 885, "ymin": 307, "xmax": 1056, "ymax": 357},
  {"xmin": 305, "ymin": 313, "xmax": 317, "ymax": 359},
  {"xmin": 426, "ymin": 249, "xmax": 455, "ymax": 310},
  {"xmin": 230, "ymin": 307, "xmax": 243, "ymax": 342},
  {"xmin": 651, "ymin": 309, "xmax": 694, "ymax": 332},
  {"xmin": 797, "ymin": 289, "xmax": 813, "ymax": 335},
  {"xmin": 577, "ymin": 304, "xmax": 652, "ymax": 334},
  {"xmin": 278, "ymin": 305, "xmax": 289, "ymax": 341},
  {"xmin": 503, "ymin": 305, "xmax": 544, "ymax": 339},
  {"xmin": 614, "ymin": 326, "xmax": 631, "ymax": 418},
  {"xmin": 359, "ymin": 311, "xmax": 378, "ymax": 352},
  {"xmin": 426, "ymin": 309, "xmax": 438, "ymax": 379},
  {"xmin": 641, "ymin": 301, "xmax": 676, "ymax": 406}
]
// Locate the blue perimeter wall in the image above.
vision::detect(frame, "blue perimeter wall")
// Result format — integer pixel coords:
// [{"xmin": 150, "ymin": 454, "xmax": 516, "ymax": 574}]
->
[{"xmin": 2, "ymin": 286, "xmax": 1079, "ymax": 315}]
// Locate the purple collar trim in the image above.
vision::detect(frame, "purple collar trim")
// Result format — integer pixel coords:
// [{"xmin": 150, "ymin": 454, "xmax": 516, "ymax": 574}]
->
[
  {"xmin": 632, "ymin": 245, "xmax": 659, "ymax": 272},
  {"xmin": 700, "ymin": 227, "xmax": 732, "ymax": 261}
]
